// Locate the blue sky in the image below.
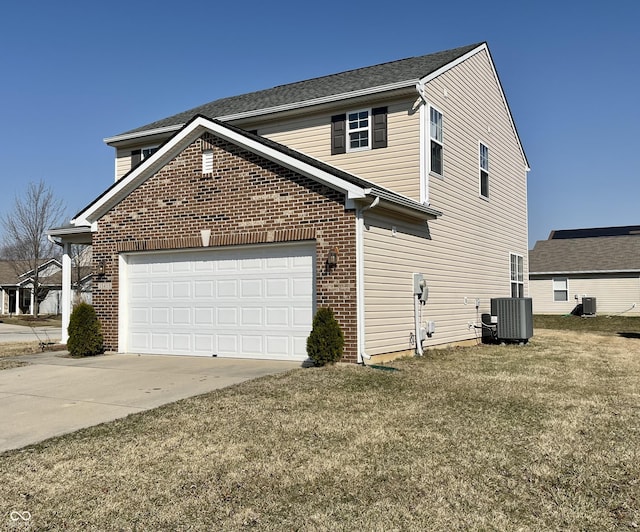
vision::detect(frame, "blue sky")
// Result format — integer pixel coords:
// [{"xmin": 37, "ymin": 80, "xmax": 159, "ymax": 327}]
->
[{"xmin": 0, "ymin": 0, "xmax": 638, "ymax": 248}]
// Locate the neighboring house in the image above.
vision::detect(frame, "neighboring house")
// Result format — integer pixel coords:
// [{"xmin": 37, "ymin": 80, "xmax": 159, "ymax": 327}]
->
[
  {"xmin": 0, "ymin": 257, "xmax": 92, "ymax": 316},
  {"xmin": 0, "ymin": 259, "xmax": 63, "ymax": 315},
  {"xmin": 49, "ymin": 42, "xmax": 530, "ymax": 363},
  {"xmin": 529, "ymin": 226, "xmax": 640, "ymax": 316}
]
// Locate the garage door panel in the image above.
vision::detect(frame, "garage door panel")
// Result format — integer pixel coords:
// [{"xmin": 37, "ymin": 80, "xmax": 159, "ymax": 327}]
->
[
  {"xmin": 172, "ymin": 334, "xmax": 191, "ymax": 351},
  {"xmin": 217, "ymin": 307, "xmax": 238, "ymax": 326},
  {"xmin": 266, "ymin": 307, "xmax": 288, "ymax": 326},
  {"xmin": 194, "ymin": 334, "xmax": 214, "ymax": 351},
  {"xmin": 216, "ymin": 280, "xmax": 237, "ymax": 298},
  {"xmin": 131, "ymin": 308, "xmax": 150, "ymax": 325},
  {"xmin": 151, "ymin": 334, "xmax": 170, "ymax": 350},
  {"xmin": 194, "ymin": 280, "xmax": 214, "ymax": 298},
  {"xmin": 173, "ymin": 281, "xmax": 191, "ymax": 298},
  {"xmin": 151, "ymin": 308, "xmax": 170, "ymax": 324},
  {"xmin": 151, "ymin": 282, "xmax": 170, "ymax": 298},
  {"xmin": 125, "ymin": 244, "xmax": 314, "ymax": 360},
  {"xmin": 240, "ymin": 279, "xmax": 262, "ymax": 298},
  {"xmin": 194, "ymin": 308, "xmax": 213, "ymax": 325}
]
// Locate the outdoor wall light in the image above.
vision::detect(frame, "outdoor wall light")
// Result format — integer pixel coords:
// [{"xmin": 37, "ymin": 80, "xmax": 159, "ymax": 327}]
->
[
  {"xmin": 326, "ymin": 247, "xmax": 338, "ymax": 268},
  {"xmin": 97, "ymin": 260, "xmax": 106, "ymax": 276}
]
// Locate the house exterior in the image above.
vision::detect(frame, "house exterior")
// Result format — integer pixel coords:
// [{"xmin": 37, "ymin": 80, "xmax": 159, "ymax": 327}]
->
[
  {"xmin": 529, "ymin": 226, "xmax": 640, "ymax": 316},
  {"xmin": 49, "ymin": 42, "xmax": 530, "ymax": 363}
]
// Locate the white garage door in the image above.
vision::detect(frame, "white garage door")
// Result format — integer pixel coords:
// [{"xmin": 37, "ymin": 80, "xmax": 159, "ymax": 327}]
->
[{"xmin": 122, "ymin": 243, "xmax": 315, "ymax": 360}]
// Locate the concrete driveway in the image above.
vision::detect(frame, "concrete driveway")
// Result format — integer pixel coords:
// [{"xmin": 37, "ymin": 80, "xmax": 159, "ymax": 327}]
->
[{"xmin": 0, "ymin": 350, "xmax": 301, "ymax": 453}]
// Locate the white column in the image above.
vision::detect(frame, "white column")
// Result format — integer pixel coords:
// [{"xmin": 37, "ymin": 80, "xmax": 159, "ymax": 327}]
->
[
  {"xmin": 30, "ymin": 287, "xmax": 35, "ymax": 315},
  {"xmin": 61, "ymin": 242, "xmax": 72, "ymax": 344}
]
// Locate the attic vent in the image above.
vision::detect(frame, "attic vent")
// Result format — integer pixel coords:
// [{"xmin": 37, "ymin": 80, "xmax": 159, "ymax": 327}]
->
[{"xmin": 202, "ymin": 150, "xmax": 214, "ymax": 174}]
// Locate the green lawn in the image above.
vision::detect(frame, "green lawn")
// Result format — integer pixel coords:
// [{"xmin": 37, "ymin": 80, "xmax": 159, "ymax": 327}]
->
[
  {"xmin": 1, "ymin": 328, "xmax": 638, "ymax": 530},
  {"xmin": 534, "ymin": 314, "xmax": 640, "ymax": 336}
]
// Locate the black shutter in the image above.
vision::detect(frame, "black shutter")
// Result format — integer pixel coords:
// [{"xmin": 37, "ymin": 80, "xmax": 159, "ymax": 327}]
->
[
  {"xmin": 331, "ymin": 114, "xmax": 346, "ymax": 155},
  {"xmin": 131, "ymin": 149, "xmax": 142, "ymax": 167},
  {"xmin": 372, "ymin": 107, "xmax": 387, "ymax": 149}
]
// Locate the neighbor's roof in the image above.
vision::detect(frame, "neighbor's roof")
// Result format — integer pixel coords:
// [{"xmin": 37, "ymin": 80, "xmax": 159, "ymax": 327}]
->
[
  {"xmin": 549, "ymin": 225, "xmax": 640, "ymax": 240},
  {"xmin": 109, "ymin": 43, "xmax": 483, "ymax": 140},
  {"xmin": 529, "ymin": 233, "xmax": 640, "ymax": 274}
]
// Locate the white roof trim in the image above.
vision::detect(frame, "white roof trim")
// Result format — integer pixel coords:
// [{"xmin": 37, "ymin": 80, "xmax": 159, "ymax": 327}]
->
[
  {"xmin": 103, "ymin": 124, "xmax": 183, "ymax": 145},
  {"xmin": 74, "ymin": 116, "xmax": 368, "ymax": 227}
]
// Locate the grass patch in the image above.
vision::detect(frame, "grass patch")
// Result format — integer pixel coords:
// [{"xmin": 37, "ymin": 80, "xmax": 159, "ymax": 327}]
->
[
  {"xmin": 0, "ymin": 330, "xmax": 638, "ymax": 530},
  {"xmin": 0, "ymin": 314, "xmax": 62, "ymax": 327},
  {"xmin": 535, "ymin": 314, "xmax": 640, "ymax": 336}
]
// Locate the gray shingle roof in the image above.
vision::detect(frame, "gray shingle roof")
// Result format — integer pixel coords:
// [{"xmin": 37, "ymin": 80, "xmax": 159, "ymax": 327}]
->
[
  {"xmin": 529, "ymin": 235, "xmax": 640, "ymax": 273},
  {"xmin": 117, "ymin": 43, "xmax": 482, "ymax": 137}
]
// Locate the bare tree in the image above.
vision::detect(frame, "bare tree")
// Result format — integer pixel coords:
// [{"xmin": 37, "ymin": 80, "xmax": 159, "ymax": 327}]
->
[{"xmin": 1, "ymin": 180, "xmax": 66, "ymax": 316}]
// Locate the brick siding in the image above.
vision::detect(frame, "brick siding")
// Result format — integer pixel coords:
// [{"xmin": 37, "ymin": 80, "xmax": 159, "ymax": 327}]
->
[{"xmin": 92, "ymin": 134, "xmax": 358, "ymax": 362}]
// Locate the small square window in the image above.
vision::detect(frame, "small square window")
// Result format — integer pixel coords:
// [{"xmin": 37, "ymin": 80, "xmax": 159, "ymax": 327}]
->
[
  {"xmin": 347, "ymin": 110, "xmax": 370, "ymax": 151},
  {"xmin": 553, "ymin": 278, "xmax": 568, "ymax": 302}
]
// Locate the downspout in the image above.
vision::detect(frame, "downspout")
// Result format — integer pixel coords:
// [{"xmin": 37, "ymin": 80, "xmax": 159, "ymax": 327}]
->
[
  {"xmin": 356, "ymin": 196, "xmax": 380, "ymax": 365},
  {"xmin": 415, "ymin": 81, "xmax": 429, "ymax": 205}
]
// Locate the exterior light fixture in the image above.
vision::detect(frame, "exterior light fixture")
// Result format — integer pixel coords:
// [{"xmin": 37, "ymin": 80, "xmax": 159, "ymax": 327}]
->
[
  {"xmin": 326, "ymin": 247, "xmax": 338, "ymax": 268},
  {"xmin": 97, "ymin": 260, "xmax": 106, "ymax": 276}
]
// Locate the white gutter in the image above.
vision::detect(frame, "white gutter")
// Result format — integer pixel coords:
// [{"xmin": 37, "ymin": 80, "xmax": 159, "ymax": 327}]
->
[{"xmin": 356, "ymin": 196, "xmax": 380, "ymax": 364}]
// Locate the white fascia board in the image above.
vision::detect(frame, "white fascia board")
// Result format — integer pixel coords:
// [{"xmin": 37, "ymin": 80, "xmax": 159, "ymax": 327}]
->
[
  {"xmin": 103, "ymin": 124, "xmax": 183, "ymax": 146},
  {"xmin": 74, "ymin": 116, "xmax": 367, "ymax": 226},
  {"xmin": 421, "ymin": 43, "xmax": 530, "ymax": 173},
  {"xmin": 530, "ymin": 270, "xmax": 640, "ymax": 275}
]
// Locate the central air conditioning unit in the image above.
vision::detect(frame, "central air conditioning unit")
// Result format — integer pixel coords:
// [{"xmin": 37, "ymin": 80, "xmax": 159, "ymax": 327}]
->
[
  {"xmin": 490, "ymin": 297, "xmax": 533, "ymax": 343},
  {"xmin": 582, "ymin": 297, "xmax": 596, "ymax": 316}
]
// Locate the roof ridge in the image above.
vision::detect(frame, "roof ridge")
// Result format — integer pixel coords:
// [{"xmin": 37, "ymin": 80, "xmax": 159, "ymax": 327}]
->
[{"xmin": 109, "ymin": 43, "xmax": 484, "ymax": 140}]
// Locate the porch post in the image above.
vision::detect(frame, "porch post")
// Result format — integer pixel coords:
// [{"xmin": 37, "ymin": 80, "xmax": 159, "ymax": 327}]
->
[{"xmin": 61, "ymin": 242, "xmax": 72, "ymax": 344}]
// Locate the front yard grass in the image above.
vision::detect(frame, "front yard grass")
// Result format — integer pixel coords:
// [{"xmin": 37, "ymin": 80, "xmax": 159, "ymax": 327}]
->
[{"xmin": 1, "ymin": 329, "xmax": 638, "ymax": 530}]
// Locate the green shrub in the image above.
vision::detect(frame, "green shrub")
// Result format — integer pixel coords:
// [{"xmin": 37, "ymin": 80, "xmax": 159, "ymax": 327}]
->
[
  {"xmin": 306, "ymin": 307, "xmax": 344, "ymax": 366},
  {"xmin": 67, "ymin": 303, "xmax": 103, "ymax": 357}
]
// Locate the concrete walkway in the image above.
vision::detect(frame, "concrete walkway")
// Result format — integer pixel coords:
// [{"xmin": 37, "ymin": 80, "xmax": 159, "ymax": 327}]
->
[{"xmin": 0, "ymin": 351, "xmax": 301, "ymax": 453}]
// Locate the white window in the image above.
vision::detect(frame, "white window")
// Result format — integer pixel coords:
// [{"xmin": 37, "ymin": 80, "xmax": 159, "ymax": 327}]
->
[
  {"xmin": 131, "ymin": 145, "xmax": 159, "ymax": 167},
  {"xmin": 202, "ymin": 150, "xmax": 214, "ymax": 174},
  {"xmin": 553, "ymin": 278, "xmax": 568, "ymax": 302},
  {"xmin": 142, "ymin": 146, "xmax": 158, "ymax": 159},
  {"xmin": 479, "ymin": 143, "xmax": 489, "ymax": 198},
  {"xmin": 430, "ymin": 107, "xmax": 443, "ymax": 175},
  {"xmin": 347, "ymin": 109, "xmax": 370, "ymax": 151},
  {"xmin": 510, "ymin": 253, "xmax": 524, "ymax": 297}
]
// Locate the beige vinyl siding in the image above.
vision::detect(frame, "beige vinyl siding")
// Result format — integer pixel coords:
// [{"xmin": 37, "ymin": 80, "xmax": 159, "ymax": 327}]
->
[
  {"xmin": 362, "ymin": 49, "xmax": 529, "ymax": 354},
  {"xmin": 257, "ymin": 100, "xmax": 422, "ymax": 200},
  {"xmin": 422, "ymin": 49, "xmax": 529, "ymax": 331},
  {"xmin": 115, "ymin": 150, "xmax": 131, "ymax": 180},
  {"xmin": 530, "ymin": 274, "xmax": 640, "ymax": 316},
  {"xmin": 362, "ymin": 213, "xmax": 430, "ymax": 355}
]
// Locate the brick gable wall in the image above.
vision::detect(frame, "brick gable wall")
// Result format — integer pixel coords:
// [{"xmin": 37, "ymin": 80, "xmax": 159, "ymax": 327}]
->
[{"xmin": 92, "ymin": 135, "xmax": 358, "ymax": 362}]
